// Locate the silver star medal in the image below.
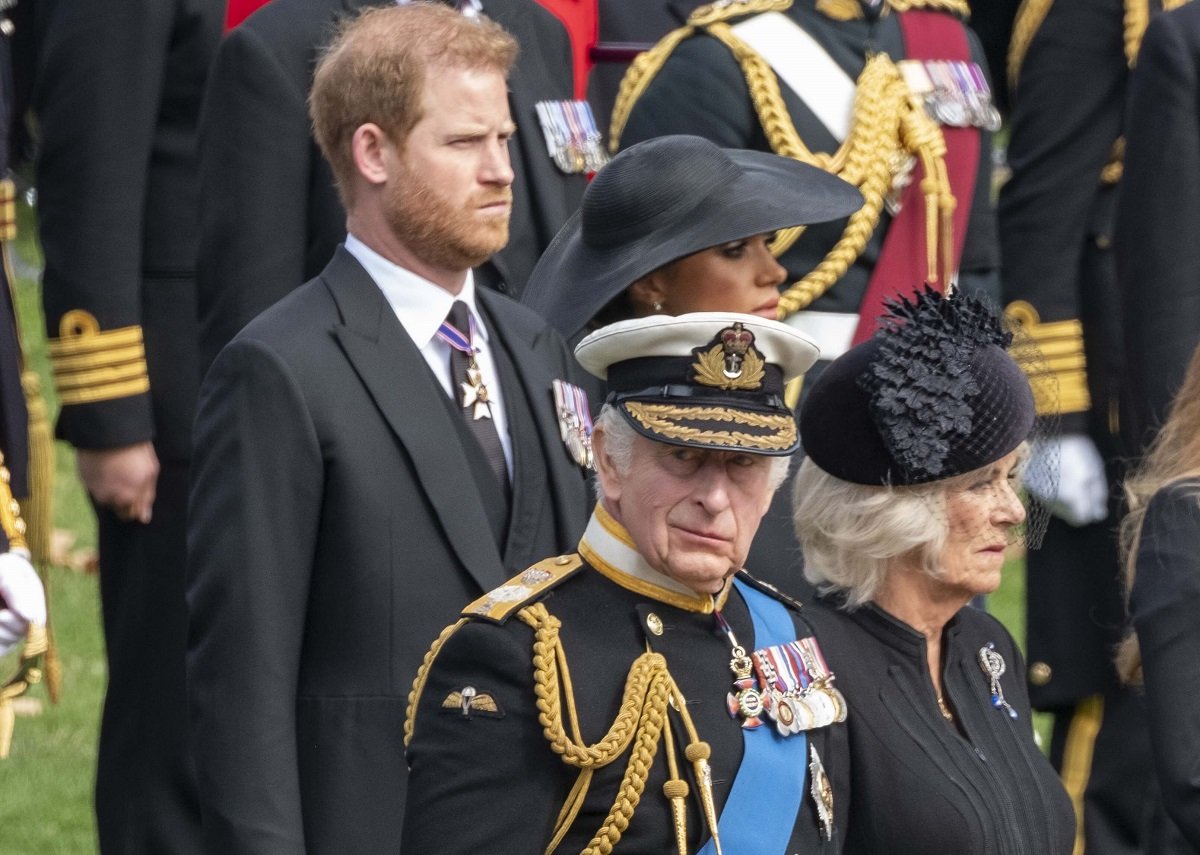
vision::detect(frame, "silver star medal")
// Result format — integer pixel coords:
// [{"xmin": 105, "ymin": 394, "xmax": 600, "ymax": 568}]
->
[{"xmin": 460, "ymin": 363, "xmax": 493, "ymax": 420}]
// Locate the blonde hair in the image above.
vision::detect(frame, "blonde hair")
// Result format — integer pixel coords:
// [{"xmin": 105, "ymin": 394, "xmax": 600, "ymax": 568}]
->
[
  {"xmin": 1118, "ymin": 344, "xmax": 1200, "ymax": 684},
  {"xmin": 308, "ymin": 3, "xmax": 517, "ymax": 206}
]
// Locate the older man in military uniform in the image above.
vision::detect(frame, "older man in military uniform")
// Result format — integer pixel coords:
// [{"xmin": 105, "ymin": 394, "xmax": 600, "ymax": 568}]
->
[
  {"xmin": 607, "ymin": 0, "xmax": 1000, "ymax": 587},
  {"xmin": 404, "ymin": 313, "xmax": 847, "ymax": 853}
]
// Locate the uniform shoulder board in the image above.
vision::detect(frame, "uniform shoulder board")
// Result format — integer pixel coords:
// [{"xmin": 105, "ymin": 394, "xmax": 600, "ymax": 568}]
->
[
  {"xmin": 462, "ymin": 554, "xmax": 584, "ymax": 625},
  {"xmin": 736, "ymin": 569, "xmax": 807, "ymax": 613},
  {"xmin": 688, "ymin": 0, "xmax": 792, "ymax": 27}
]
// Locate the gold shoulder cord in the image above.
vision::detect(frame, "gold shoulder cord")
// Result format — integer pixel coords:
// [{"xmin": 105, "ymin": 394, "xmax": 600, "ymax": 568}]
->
[
  {"xmin": 610, "ymin": 0, "xmax": 957, "ymax": 320},
  {"xmin": 0, "ymin": 451, "xmax": 48, "ymax": 759},
  {"xmin": 405, "ymin": 602, "xmax": 723, "ymax": 855}
]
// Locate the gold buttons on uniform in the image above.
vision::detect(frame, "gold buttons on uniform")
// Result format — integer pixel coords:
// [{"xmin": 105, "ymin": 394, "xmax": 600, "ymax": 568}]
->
[
  {"xmin": 554, "ymin": 555, "xmax": 572, "ymax": 565},
  {"xmin": 646, "ymin": 613, "xmax": 664, "ymax": 636},
  {"xmin": 1029, "ymin": 661, "xmax": 1052, "ymax": 686}
]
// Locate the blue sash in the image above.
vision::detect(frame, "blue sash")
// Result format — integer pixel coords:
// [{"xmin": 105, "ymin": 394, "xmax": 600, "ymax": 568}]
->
[{"xmin": 698, "ymin": 578, "xmax": 808, "ymax": 854}]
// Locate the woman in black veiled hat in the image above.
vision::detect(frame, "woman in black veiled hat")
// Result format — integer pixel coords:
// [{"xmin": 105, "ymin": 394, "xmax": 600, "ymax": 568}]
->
[
  {"xmin": 521, "ymin": 134, "xmax": 863, "ymax": 344},
  {"xmin": 792, "ymin": 287, "xmax": 1074, "ymax": 854}
]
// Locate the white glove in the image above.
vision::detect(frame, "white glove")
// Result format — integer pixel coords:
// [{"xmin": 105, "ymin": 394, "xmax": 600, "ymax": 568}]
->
[
  {"xmin": 0, "ymin": 550, "xmax": 46, "ymax": 658},
  {"xmin": 1024, "ymin": 434, "xmax": 1109, "ymax": 526}
]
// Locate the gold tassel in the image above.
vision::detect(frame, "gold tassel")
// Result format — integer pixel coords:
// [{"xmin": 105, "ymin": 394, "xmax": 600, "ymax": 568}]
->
[{"xmin": 4, "ymin": 226, "xmax": 61, "ymax": 705}]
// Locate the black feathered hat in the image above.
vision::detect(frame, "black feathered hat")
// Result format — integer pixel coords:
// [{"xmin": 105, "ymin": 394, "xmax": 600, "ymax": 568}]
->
[{"xmin": 800, "ymin": 288, "xmax": 1036, "ymax": 485}]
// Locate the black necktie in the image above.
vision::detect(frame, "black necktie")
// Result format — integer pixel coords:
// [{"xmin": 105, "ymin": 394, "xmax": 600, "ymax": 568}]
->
[{"xmin": 446, "ymin": 301, "xmax": 510, "ymax": 495}]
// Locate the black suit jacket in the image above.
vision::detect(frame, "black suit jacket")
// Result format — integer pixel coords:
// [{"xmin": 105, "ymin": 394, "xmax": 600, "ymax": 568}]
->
[
  {"xmin": 187, "ymin": 247, "xmax": 590, "ymax": 854},
  {"xmin": 1116, "ymin": 2, "xmax": 1200, "ymax": 456},
  {"xmin": 196, "ymin": 0, "xmax": 586, "ymax": 372}
]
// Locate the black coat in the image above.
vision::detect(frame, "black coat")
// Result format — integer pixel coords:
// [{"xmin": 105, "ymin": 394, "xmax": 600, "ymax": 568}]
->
[
  {"xmin": 195, "ymin": 0, "xmax": 586, "ymax": 372},
  {"xmin": 403, "ymin": 556, "xmax": 848, "ymax": 853},
  {"xmin": 804, "ymin": 597, "xmax": 1076, "ymax": 855},
  {"xmin": 1130, "ymin": 478, "xmax": 1200, "ymax": 851},
  {"xmin": 1116, "ymin": 2, "xmax": 1200, "ymax": 456},
  {"xmin": 186, "ymin": 247, "xmax": 591, "ymax": 854}
]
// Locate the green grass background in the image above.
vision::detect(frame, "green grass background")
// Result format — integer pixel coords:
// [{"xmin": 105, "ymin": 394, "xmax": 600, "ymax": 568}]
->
[{"xmin": 0, "ymin": 196, "xmax": 1036, "ymax": 854}]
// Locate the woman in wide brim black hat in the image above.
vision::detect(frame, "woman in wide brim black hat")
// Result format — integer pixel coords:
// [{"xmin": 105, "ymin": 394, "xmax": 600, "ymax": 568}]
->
[{"xmin": 521, "ymin": 134, "xmax": 863, "ymax": 343}]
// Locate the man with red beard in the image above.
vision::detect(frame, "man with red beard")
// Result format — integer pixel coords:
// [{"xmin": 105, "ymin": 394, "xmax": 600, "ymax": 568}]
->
[{"xmin": 185, "ymin": 6, "xmax": 591, "ymax": 853}]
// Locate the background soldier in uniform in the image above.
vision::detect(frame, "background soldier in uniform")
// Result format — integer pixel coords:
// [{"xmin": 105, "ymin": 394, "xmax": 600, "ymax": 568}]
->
[
  {"xmin": 1000, "ymin": 1, "xmax": 1193, "ymax": 851},
  {"xmin": 30, "ymin": 0, "xmax": 223, "ymax": 850}
]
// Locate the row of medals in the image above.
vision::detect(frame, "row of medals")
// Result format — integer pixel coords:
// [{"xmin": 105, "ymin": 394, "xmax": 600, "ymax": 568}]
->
[{"xmin": 726, "ymin": 642, "xmax": 848, "ymax": 737}]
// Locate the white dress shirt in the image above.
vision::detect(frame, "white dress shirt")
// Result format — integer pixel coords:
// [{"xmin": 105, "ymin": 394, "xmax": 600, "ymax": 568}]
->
[{"xmin": 345, "ymin": 234, "xmax": 513, "ymax": 475}]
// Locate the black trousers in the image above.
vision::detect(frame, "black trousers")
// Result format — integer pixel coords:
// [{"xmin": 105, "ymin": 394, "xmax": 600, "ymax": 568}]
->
[{"xmin": 94, "ymin": 461, "xmax": 203, "ymax": 855}]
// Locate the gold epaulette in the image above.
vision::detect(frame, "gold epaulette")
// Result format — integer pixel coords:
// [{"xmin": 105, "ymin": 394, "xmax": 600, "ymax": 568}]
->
[
  {"xmin": 47, "ymin": 310, "xmax": 150, "ymax": 406},
  {"xmin": 1005, "ymin": 300, "xmax": 1091, "ymax": 416},
  {"xmin": 462, "ymin": 554, "xmax": 584, "ymax": 624}
]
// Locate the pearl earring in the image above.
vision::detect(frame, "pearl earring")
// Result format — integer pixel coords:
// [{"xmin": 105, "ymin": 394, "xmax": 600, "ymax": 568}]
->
[{"xmin": 652, "ymin": 301, "xmax": 664, "ymax": 312}]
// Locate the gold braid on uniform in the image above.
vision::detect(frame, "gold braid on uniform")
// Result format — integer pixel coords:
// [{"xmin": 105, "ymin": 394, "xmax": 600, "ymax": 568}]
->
[
  {"xmin": 1007, "ymin": 0, "xmax": 1054, "ymax": 90},
  {"xmin": 610, "ymin": 0, "xmax": 957, "ymax": 320},
  {"xmin": 406, "ymin": 601, "xmax": 724, "ymax": 854},
  {"xmin": 515, "ymin": 603, "xmax": 721, "ymax": 855}
]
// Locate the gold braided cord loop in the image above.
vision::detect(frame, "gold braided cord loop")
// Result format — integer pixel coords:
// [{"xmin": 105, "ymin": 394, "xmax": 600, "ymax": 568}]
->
[
  {"xmin": 518, "ymin": 603, "xmax": 682, "ymax": 855},
  {"xmin": 700, "ymin": 21, "xmax": 953, "ymax": 315},
  {"xmin": 1125, "ymin": 0, "xmax": 1150, "ymax": 65},
  {"xmin": 404, "ymin": 618, "xmax": 468, "ymax": 747},
  {"xmin": 1007, "ymin": 0, "xmax": 1054, "ymax": 91},
  {"xmin": 609, "ymin": 24, "xmax": 697, "ymax": 151}
]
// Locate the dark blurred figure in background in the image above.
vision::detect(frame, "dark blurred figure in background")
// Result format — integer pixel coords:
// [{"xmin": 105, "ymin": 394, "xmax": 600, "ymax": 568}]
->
[
  {"xmin": 1117, "ymin": 1, "xmax": 1200, "ymax": 461},
  {"xmin": 30, "ymin": 0, "xmax": 222, "ymax": 851},
  {"xmin": 999, "ymin": 2, "xmax": 1194, "ymax": 852},
  {"xmin": 196, "ymin": 0, "xmax": 587, "ymax": 374},
  {"xmin": 1121, "ymin": 342, "xmax": 1200, "ymax": 854},
  {"xmin": 607, "ymin": 0, "xmax": 1001, "ymax": 593}
]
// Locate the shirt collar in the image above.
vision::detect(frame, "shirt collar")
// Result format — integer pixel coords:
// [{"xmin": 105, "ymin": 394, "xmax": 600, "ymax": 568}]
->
[
  {"xmin": 578, "ymin": 503, "xmax": 732, "ymax": 614},
  {"xmin": 344, "ymin": 233, "xmax": 489, "ymax": 347}
]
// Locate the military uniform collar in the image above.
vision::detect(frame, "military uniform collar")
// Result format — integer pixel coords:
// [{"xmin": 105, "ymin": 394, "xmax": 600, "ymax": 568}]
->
[{"xmin": 578, "ymin": 504, "xmax": 732, "ymax": 614}]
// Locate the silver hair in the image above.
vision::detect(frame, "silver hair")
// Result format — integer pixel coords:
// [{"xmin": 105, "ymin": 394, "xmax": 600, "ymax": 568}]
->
[
  {"xmin": 791, "ymin": 458, "xmax": 948, "ymax": 608},
  {"xmin": 792, "ymin": 443, "xmax": 1031, "ymax": 608},
  {"xmin": 593, "ymin": 404, "xmax": 791, "ymax": 499}
]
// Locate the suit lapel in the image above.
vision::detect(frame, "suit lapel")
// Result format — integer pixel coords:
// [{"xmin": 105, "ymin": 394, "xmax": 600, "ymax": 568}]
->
[
  {"xmin": 324, "ymin": 248, "xmax": 509, "ymax": 594},
  {"xmin": 479, "ymin": 289, "xmax": 588, "ymax": 550}
]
